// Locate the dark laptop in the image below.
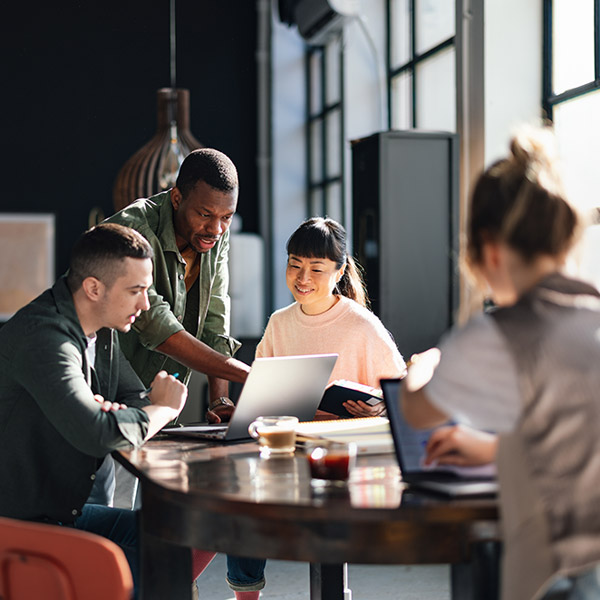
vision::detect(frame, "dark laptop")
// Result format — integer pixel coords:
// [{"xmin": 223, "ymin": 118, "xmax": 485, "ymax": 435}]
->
[
  {"xmin": 162, "ymin": 354, "xmax": 338, "ymax": 442},
  {"xmin": 380, "ymin": 378, "xmax": 498, "ymax": 497}
]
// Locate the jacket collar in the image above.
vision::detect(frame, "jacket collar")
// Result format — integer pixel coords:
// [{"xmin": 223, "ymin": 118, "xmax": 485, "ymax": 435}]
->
[
  {"xmin": 53, "ymin": 275, "xmax": 86, "ymax": 337},
  {"xmin": 154, "ymin": 190, "xmax": 185, "ymax": 262}
]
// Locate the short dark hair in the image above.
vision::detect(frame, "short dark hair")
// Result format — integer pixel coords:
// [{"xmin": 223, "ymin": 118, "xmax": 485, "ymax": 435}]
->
[
  {"xmin": 175, "ymin": 148, "xmax": 238, "ymax": 199},
  {"xmin": 67, "ymin": 223, "xmax": 153, "ymax": 291}
]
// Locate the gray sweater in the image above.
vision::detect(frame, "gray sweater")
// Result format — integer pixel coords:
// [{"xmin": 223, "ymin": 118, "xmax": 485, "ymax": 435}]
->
[{"xmin": 492, "ymin": 273, "xmax": 600, "ymax": 600}]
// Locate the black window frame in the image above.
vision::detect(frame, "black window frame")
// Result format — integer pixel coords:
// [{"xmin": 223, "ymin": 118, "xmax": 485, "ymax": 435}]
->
[
  {"xmin": 305, "ymin": 37, "xmax": 346, "ymax": 221},
  {"xmin": 542, "ymin": 0, "xmax": 600, "ymax": 121},
  {"xmin": 386, "ymin": 0, "xmax": 456, "ymax": 130}
]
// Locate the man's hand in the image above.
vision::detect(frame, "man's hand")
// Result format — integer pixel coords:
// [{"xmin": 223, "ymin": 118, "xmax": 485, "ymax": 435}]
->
[
  {"xmin": 94, "ymin": 394, "xmax": 127, "ymax": 413},
  {"xmin": 147, "ymin": 371, "xmax": 187, "ymax": 412},
  {"xmin": 425, "ymin": 424, "xmax": 498, "ymax": 467},
  {"xmin": 206, "ymin": 403, "xmax": 235, "ymax": 424},
  {"xmin": 142, "ymin": 371, "xmax": 188, "ymax": 440}
]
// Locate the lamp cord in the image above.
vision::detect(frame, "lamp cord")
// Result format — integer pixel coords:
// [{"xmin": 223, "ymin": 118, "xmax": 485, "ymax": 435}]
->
[{"xmin": 170, "ymin": 0, "xmax": 176, "ymax": 89}]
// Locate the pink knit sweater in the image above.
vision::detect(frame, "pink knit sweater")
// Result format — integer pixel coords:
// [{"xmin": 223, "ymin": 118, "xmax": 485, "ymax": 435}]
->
[{"xmin": 256, "ymin": 296, "xmax": 405, "ymax": 388}]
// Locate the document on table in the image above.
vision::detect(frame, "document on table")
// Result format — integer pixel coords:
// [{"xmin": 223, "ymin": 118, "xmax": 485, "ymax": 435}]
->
[{"xmin": 296, "ymin": 417, "xmax": 394, "ymax": 454}]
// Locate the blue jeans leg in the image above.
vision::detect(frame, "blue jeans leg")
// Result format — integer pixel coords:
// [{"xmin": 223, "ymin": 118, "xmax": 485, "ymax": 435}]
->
[
  {"xmin": 226, "ymin": 555, "xmax": 267, "ymax": 592},
  {"xmin": 74, "ymin": 503, "xmax": 139, "ymax": 599},
  {"xmin": 571, "ymin": 564, "xmax": 600, "ymax": 600},
  {"xmin": 543, "ymin": 565, "xmax": 600, "ymax": 600}
]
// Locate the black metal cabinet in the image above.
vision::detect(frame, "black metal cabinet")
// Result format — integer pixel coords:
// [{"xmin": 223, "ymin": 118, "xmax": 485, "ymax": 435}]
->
[{"xmin": 351, "ymin": 130, "xmax": 459, "ymax": 358}]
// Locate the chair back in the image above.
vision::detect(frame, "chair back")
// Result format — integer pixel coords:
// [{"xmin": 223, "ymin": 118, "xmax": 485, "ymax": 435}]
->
[{"xmin": 0, "ymin": 516, "xmax": 133, "ymax": 600}]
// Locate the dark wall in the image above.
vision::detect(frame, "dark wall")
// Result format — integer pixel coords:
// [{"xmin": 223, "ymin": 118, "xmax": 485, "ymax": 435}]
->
[{"xmin": 2, "ymin": 1, "xmax": 258, "ymax": 276}]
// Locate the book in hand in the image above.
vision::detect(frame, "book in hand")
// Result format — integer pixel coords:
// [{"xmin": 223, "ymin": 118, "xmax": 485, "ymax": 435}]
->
[{"xmin": 318, "ymin": 380, "xmax": 384, "ymax": 418}]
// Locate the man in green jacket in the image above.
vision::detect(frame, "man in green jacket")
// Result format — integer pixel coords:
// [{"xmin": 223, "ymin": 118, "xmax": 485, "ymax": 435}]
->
[
  {"xmin": 106, "ymin": 148, "xmax": 250, "ymax": 422},
  {"xmin": 0, "ymin": 223, "xmax": 188, "ymax": 597}
]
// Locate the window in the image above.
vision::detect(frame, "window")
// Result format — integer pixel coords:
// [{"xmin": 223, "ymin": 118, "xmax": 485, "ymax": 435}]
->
[
  {"xmin": 544, "ymin": 0, "xmax": 600, "ymax": 287},
  {"xmin": 387, "ymin": 0, "xmax": 456, "ymax": 132},
  {"xmin": 305, "ymin": 36, "xmax": 345, "ymax": 222}
]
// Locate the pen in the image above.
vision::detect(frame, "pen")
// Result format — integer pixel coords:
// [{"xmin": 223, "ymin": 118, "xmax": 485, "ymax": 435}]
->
[{"xmin": 139, "ymin": 373, "xmax": 179, "ymax": 399}]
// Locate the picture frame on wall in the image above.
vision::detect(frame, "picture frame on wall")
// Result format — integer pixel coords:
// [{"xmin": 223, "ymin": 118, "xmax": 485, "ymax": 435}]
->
[{"xmin": 0, "ymin": 213, "xmax": 55, "ymax": 321}]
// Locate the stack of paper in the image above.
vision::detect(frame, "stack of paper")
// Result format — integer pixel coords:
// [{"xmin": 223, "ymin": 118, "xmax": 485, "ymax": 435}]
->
[{"xmin": 296, "ymin": 417, "xmax": 394, "ymax": 454}]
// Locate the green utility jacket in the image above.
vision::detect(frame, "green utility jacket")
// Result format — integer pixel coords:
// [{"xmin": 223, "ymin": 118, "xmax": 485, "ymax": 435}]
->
[
  {"xmin": 0, "ymin": 276, "xmax": 150, "ymax": 523},
  {"xmin": 106, "ymin": 190, "xmax": 241, "ymax": 386}
]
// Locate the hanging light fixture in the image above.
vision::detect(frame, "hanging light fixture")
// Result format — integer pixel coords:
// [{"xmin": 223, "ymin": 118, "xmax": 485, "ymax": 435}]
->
[{"xmin": 113, "ymin": 0, "xmax": 202, "ymax": 212}]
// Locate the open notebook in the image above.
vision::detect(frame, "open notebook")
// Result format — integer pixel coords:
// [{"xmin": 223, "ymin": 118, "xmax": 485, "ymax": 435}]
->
[
  {"xmin": 162, "ymin": 354, "xmax": 338, "ymax": 441},
  {"xmin": 295, "ymin": 416, "xmax": 394, "ymax": 454},
  {"xmin": 380, "ymin": 378, "xmax": 498, "ymax": 497}
]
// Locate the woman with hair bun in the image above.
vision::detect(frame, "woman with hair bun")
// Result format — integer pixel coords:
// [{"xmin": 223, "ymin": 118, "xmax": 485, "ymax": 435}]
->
[
  {"xmin": 402, "ymin": 126, "xmax": 600, "ymax": 600},
  {"xmin": 257, "ymin": 216, "xmax": 406, "ymax": 417}
]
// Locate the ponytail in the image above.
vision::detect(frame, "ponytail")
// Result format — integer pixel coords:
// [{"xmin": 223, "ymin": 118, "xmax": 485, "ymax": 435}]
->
[{"xmin": 337, "ymin": 255, "xmax": 369, "ymax": 308}]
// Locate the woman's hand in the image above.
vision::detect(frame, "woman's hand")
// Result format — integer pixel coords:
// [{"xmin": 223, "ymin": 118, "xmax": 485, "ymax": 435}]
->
[
  {"xmin": 425, "ymin": 424, "xmax": 498, "ymax": 466},
  {"xmin": 343, "ymin": 399, "xmax": 386, "ymax": 418}
]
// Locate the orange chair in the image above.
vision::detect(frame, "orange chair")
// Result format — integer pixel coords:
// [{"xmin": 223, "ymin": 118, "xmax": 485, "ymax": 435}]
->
[{"xmin": 0, "ymin": 516, "xmax": 133, "ymax": 600}]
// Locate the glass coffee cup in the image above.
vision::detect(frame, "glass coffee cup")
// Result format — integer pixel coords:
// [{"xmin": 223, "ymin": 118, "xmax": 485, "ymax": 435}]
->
[
  {"xmin": 306, "ymin": 440, "xmax": 357, "ymax": 487},
  {"xmin": 248, "ymin": 416, "xmax": 299, "ymax": 458}
]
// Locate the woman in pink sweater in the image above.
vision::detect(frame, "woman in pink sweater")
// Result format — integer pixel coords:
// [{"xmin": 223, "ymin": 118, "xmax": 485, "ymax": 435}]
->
[{"xmin": 256, "ymin": 217, "xmax": 406, "ymax": 417}]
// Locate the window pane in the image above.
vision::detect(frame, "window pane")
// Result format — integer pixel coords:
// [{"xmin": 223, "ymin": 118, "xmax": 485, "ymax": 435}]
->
[
  {"xmin": 554, "ymin": 91, "xmax": 600, "ymax": 288},
  {"xmin": 416, "ymin": 0, "xmax": 455, "ymax": 56},
  {"xmin": 309, "ymin": 50, "xmax": 322, "ymax": 116},
  {"xmin": 391, "ymin": 72, "xmax": 412, "ymax": 129},
  {"xmin": 390, "ymin": 0, "xmax": 411, "ymax": 67},
  {"xmin": 553, "ymin": 90, "xmax": 600, "ymax": 213},
  {"xmin": 552, "ymin": 0, "xmax": 594, "ymax": 95},
  {"xmin": 310, "ymin": 189, "xmax": 323, "ymax": 218},
  {"xmin": 416, "ymin": 47, "xmax": 456, "ymax": 131},
  {"xmin": 325, "ymin": 182, "xmax": 343, "ymax": 222},
  {"xmin": 326, "ymin": 110, "xmax": 342, "ymax": 177},
  {"xmin": 310, "ymin": 120, "xmax": 323, "ymax": 183},
  {"xmin": 325, "ymin": 37, "xmax": 341, "ymax": 105}
]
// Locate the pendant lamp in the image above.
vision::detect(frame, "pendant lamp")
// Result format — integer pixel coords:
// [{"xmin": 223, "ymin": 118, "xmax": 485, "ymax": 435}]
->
[{"xmin": 112, "ymin": 0, "xmax": 202, "ymax": 212}]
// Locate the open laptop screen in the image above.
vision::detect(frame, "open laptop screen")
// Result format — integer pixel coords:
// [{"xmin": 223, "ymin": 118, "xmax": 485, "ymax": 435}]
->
[
  {"xmin": 380, "ymin": 378, "xmax": 436, "ymax": 474},
  {"xmin": 380, "ymin": 378, "xmax": 496, "ymax": 481}
]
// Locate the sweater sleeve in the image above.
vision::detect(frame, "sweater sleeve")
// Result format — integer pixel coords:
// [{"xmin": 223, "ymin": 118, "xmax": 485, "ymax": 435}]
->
[
  {"xmin": 426, "ymin": 313, "xmax": 521, "ymax": 433},
  {"xmin": 362, "ymin": 316, "xmax": 407, "ymax": 387}
]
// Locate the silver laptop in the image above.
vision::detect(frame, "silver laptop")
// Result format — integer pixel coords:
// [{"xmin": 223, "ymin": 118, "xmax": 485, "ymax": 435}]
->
[
  {"xmin": 380, "ymin": 378, "xmax": 498, "ymax": 497},
  {"xmin": 163, "ymin": 354, "xmax": 338, "ymax": 441}
]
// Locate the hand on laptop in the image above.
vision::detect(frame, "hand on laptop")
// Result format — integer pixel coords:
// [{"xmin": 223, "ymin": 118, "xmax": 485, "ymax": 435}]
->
[
  {"xmin": 206, "ymin": 403, "xmax": 235, "ymax": 424},
  {"xmin": 424, "ymin": 424, "xmax": 498, "ymax": 467}
]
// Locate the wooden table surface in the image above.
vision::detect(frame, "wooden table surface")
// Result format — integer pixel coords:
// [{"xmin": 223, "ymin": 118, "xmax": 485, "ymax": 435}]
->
[{"xmin": 117, "ymin": 436, "xmax": 500, "ymax": 600}]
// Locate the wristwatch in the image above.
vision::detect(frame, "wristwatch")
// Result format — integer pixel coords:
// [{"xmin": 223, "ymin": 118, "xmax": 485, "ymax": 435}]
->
[{"xmin": 209, "ymin": 396, "xmax": 235, "ymax": 410}]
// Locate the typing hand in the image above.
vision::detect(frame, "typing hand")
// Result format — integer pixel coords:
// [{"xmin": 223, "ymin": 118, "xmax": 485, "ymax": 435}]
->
[
  {"xmin": 425, "ymin": 424, "xmax": 498, "ymax": 467},
  {"xmin": 94, "ymin": 394, "xmax": 128, "ymax": 412},
  {"xmin": 343, "ymin": 399, "xmax": 386, "ymax": 418}
]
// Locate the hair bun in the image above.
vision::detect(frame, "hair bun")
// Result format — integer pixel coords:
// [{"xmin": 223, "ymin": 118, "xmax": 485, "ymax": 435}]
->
[
  {"xmin": 509, "ymin": 125, "xmax": 558, "ymax": 170},
  {"xmin": 508, "ymin": 125, "xmax": 564, "ymax": 195}
]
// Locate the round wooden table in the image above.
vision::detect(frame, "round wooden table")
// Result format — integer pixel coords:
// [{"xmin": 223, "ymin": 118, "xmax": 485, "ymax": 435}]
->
[{"xmin": 117, "ymin": 436, "xmax": 500, "ymax": 600}]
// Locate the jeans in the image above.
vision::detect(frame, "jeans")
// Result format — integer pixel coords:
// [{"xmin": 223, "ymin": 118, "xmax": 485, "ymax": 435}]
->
[
  {"xmin": 544, "ymin": 565, "xmax": 600, "ymax": 600},
  {"xmin": 74, "ymin": 503, "xmax": 138, "ymax": 599},
  {"xmin": 226, "ymin": 555, "xmax": 267, "ymax": 591},
  {"xmin": 75, "ymin": 505, "xmax": 266, "ymax": 596}
]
